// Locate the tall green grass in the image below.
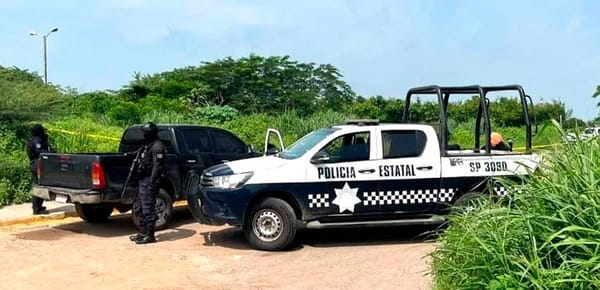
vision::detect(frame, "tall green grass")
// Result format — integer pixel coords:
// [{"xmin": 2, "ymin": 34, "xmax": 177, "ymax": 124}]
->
[
  {"xmin": 431, "ymin": 122, "xmax": 600, "ymax": 289},
  {"xmin": 44, "ymin": 117, "xmax": 122, "ymax": 152},
  {"xmin": 223, "ymin": 110, "xmax": 348, "ymax": 148},
  {"xmin": 142, "ymin": 110, "xmax": 349, "ymax": 149}
]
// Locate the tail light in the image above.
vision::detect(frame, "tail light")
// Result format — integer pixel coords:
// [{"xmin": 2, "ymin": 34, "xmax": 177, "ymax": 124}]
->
[
  {"xmin": 91, "ymin": 161, "xmax": 107, "ymax": 189},
  {"xmin": 36, "ymin": 159, "xmax": 42, "ymax": 181}
]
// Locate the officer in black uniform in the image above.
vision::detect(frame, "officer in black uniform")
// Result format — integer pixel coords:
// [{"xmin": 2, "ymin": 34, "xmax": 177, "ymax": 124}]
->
[
  {"xmin": 26, "ymin": 124, "xmax": 51, "ymax": 215},
  {"xmin": 129, "ymin": 122, "xmax": 166, "ymax": 244}
]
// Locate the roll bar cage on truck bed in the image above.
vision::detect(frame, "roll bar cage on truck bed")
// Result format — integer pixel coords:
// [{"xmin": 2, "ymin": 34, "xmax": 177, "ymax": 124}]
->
[{"xmin": 402, "ymin": 85, "xmax": 536, "ymax": 155}]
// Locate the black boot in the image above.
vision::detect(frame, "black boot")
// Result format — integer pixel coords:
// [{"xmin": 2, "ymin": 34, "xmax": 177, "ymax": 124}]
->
[
  {"xmin": 129, "ymin": 232, "xmax": 144, "ymax": 242},
  {"xmin": 136, "ymin": 222, "xmax": 156, "ymax": 244},
  {"xmin": 32, "ymin": 196, "xmax": 48, "ymax": 215},
  {"xmin": 33, "ymin": 206, "xmax": 49, "ymax": 215},
  {"xmin": 129, "ymin": 221, "xmax": 146, "ymax": 242}
]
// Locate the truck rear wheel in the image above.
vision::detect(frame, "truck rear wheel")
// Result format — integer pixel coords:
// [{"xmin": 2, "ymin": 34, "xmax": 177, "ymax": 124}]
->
[
  {"xmin": 452, "ymin": 192, "xmax": 487, "ymax": 215},
  {"xmin": 75, "ymin": 204, "xmax": 113, "ymax": 223},
  {"xmin": 132, "ymin": 189, "xmax": 173, "ymax": 231},
  {"xmin": 243, "ymin": 198, "xmax": 297, "ymax": 251}
]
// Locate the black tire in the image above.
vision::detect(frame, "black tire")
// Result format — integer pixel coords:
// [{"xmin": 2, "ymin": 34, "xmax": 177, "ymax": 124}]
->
[
  {"xmin": 132, "ymin": 189, "xmax": 173, "ymax": 231},
  {"xmin": 452, "ymin": 192, "xmax": 487, "ymax": 215},
  {"xmin": 243, "ymin": 198, "xmax": 297, "ymax": 251},
  {"xmin": 184, "ymin": 172, "xmax": 225, "ymax": 226},
  {"xmin": 75, "ymin": 204, "xmax": 113, "ymax": 223},
  {"xmin": 114, "ymin": 204, "xmax": 132, "ymax": 214},
  {"xmin": 187, "ymin": 189, "xmax": 225, "ymax": 225}
]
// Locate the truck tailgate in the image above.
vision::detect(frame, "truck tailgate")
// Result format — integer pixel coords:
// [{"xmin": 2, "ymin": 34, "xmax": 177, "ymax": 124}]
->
[{"xmin": 38, "ymin": 153, "xmax": 99, "ymax": 189}]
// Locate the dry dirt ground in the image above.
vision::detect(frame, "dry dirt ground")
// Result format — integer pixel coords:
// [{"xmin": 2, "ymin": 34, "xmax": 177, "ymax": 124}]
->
[{"xmin": 0, "ymin": 208, "xmax": 437, "ymax": 290}]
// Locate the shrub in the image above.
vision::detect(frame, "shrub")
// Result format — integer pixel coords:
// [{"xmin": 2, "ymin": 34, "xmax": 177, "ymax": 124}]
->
[
  {"xmin": 107, "ymin": 101, "xmax": 142, "ymax": 125},
  {"xmin": 0, "ymin": 160, "xmax": 33, "ymax": 207},
  {"xmin": 223, "ymin": 113, "xmax": 272, "ymax": 149},
  {"xmin": 71, "ymin": 91, "xmax": 120, "ymax": 115},
  {"xmin": 137, "ymin": 95, "xmax": 192, "ymax": 115},
  {"xmin": 194, "ymin": 105, "xmax": 240, "ymax": 123}
]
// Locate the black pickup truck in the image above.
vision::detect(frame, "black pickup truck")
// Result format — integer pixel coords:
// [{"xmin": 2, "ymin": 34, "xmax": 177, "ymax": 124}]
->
[{"xmin": 33, "ymin": 124, "xmax": 259, "ymax": 229}]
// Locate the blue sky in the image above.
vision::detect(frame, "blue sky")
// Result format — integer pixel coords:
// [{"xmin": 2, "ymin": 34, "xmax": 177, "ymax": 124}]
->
[{"xmin": 1, "ymin": 0, "xmax": 599, "ymax": 120}]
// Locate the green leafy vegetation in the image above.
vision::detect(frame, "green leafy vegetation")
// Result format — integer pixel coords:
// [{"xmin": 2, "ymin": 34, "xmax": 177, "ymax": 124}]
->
[
  {"xmin": 3, "ymin": 56, "xmax": 599, "ymax": 288},
  {"xmin": 0, "ymin": 59, "xmax": 582, "ymax": 212},
  {"xmin": 431, "ymin": 123, "xmax": 600, "ymax": 289}
]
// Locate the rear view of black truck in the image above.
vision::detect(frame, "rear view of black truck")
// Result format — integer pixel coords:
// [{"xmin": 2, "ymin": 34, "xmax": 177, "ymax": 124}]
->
[{"xmin": 33, "ymin": 124, "xmax": 259, "ymax": 229}]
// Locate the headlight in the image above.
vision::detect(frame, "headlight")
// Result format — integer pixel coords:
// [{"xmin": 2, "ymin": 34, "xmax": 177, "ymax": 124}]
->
[{"xmin": 212, "ymin": 172, "xmax": 253, "ymax": 189}]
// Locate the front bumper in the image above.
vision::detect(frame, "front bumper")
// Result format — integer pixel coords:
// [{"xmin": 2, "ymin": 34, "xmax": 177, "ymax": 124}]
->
[
  {"xmin": 32, "ymin": 185, "xmax": 104, "ymax": 204},
  {"xmin": 188, "ymin": 187, "xmax": 250, "ymax": 226}
]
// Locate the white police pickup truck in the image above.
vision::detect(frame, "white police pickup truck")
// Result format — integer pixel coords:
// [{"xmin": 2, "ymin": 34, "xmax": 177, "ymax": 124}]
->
[{"xmin": 187, "ymin": 85, "xmax": 541, "ymax": 250}]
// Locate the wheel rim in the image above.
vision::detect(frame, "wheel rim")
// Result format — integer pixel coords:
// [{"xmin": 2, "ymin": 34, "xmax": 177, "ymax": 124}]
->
[
  {"xmin": 463, "ymin": 204, "xmax": 476, "ymax": 214},
  {"xmin": 252, "ymin": 209, "xmax": 283, "ymax": 242},
  {"xmin": 155, "ymin": 198, "xmax": 167, "ymax": 225}
]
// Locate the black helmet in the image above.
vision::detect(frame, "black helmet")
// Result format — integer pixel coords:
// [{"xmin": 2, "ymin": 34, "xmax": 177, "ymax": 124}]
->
[
  {"xmin": 141, "ymin": 122, "xmax": 158, "ymax": 140},
  {"xmin": 31, "ymin": 124, "xmax": 47, "ymax": 138}
]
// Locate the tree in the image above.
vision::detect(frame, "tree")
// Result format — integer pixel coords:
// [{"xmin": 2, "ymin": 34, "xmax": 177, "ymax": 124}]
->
[
  {"xmin": 533, "ymin": 100, "xmax": 567, "ymax": 125},
  {"xmin": 0, "ymin": 66, "xmax": 69, "ymax": 123},
  {"xmin": 118, "ymin": 55, "xmax": 356, "ymax": 116},
  {"xmin": 563, "ymin": 117, "xmax": 587, "ymax": 129},
  {"xmin": 0, "ymin": 66, "xmax": 43, "ymax": 85}
]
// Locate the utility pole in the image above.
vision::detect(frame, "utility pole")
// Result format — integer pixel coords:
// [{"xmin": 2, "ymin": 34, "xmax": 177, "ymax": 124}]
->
[{"xmin": 29, "ymin": 27, "xmax": 58, "ymax": 85}]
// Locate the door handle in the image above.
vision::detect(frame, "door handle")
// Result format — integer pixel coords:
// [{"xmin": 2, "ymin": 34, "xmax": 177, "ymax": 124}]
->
[
  {"xmin": 416, "ymin": 166, "xmax": 433, "ymax": 171},
  {"xmin": 358, "ymin": 168, "xmax": 376, "ymax": 174}
]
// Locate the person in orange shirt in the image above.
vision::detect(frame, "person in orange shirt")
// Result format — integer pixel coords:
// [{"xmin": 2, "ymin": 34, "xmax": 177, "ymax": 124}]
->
[{"xmin": 490, "ymin": 132, "xmax": 511, "ymax": 151}]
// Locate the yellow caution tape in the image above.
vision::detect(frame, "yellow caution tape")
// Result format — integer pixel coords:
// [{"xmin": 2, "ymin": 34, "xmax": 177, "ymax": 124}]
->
[
  {"xmin": 512, "ymin": 143, "xmax": 561, "ymax": 152},
  {"xmin": 46, "ymin": 128, "xmax": 120, "ymax": 141}
]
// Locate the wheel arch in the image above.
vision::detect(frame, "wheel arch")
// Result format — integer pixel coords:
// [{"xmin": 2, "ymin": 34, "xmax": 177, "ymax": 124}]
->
[
  {"xmin": 160, "ymin": 179, "xmax": 176, "ymax": 200},
  {"xmin": 244, "ymin": 191, "xmax": 304, "ymax": 225}
]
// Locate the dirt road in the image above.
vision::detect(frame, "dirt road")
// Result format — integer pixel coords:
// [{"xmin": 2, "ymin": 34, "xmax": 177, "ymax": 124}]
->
[{"xmin": 0, "ymin": 208, "xmax": 436, "ymax": 290}]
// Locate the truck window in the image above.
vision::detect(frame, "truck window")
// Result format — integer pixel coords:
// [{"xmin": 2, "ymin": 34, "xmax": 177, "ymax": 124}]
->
[
  {"xmin": 211, "ymin": 129, "xmax": 246, "ymax": 154},
  {"xmin": 119, "ymin": 127, "xmax": 176, "ymax": 154},
  {"xmin": 181, "ymin": 128, "xmax": 212, "ymax": 153},
  {"xmin": 382, "ymin": 130, "xmax": 427, "ymax": 158},
  {"xmin": 318, "ymin": 132, "xmax": 370, "ymax": 163}
]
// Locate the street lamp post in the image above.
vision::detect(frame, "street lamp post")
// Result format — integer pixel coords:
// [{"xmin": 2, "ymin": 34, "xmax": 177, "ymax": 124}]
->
[{"xmin": 29, "ymin": 27, "xmax": 58, "ymax": 85}]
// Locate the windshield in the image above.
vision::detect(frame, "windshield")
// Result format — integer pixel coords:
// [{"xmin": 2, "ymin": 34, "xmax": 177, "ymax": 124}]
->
[{"xmin": 279, "ymin": 128, "xmax": 339, "ymax": 159}]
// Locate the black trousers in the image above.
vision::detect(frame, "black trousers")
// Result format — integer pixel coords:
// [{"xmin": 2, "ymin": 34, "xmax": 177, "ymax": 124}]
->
[
  {"xmin": 132, "ymin": 176, "xmax": 158, "ymax": 232},
  {"xmin": 29, "ymin": 161, "xmax": 44, "ymax": 211}
]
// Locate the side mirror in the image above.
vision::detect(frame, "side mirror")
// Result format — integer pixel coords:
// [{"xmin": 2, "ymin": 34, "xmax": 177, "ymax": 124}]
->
[
  {"xmin": 247, "ymin": 144, "xmax": 255, "ymax": 153},
  {"xmin": 265, "ymin": 143, "xmax": 279, "ymax": 155},
  {"xmin": 311, "ymin": 151, "xmax": 330, "ymax": 164}
]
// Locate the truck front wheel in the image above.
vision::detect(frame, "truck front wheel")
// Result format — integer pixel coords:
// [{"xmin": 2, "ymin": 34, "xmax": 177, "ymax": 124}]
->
[
  {"xmin": 243, "ymin": 198, "xmax": 297, "ymax": 251},
  {"xmin": 75, "ymin": 204, "xmax": 113, "ymax": 223}
]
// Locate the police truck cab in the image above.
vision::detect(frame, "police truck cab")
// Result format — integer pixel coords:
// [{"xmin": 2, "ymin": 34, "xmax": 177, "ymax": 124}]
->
[{"xmin": 187, "ymin": 85, "xmax": 541, "ymax": 250}]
